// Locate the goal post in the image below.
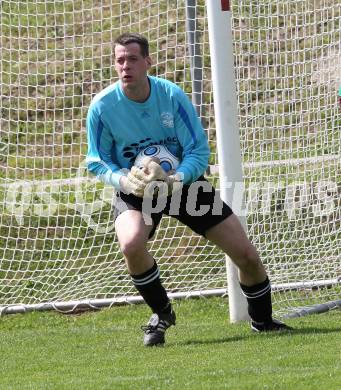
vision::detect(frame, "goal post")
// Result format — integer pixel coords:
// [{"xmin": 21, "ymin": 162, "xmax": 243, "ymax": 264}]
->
[
  {"xmin": 206, "ymin": 0, "xmax": 249, "ymax": 322},
  {"xmin": 0, "ymin": 0, "xmax": 340, "ymax": 319}
]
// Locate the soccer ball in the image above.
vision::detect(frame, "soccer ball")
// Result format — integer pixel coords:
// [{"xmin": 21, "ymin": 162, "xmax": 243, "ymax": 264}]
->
[{"xmin": 134, "ymin": 145, "xmax": 179, "ymax": 172}]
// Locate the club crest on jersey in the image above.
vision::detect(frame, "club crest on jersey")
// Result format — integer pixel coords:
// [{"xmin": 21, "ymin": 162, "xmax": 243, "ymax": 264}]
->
[{"xmin": 161, "ymin": 112, "xmax": 174, "ymax": 128}]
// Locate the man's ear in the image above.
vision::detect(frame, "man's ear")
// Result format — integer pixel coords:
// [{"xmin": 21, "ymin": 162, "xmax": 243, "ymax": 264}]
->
[{"xmin": 146, "ymin": 56, "xmax": 152, "ymax": 69}]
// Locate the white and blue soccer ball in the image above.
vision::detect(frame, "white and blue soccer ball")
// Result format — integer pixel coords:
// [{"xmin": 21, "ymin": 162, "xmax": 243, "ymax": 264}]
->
[{"xmin": 134, "ymin": 145, "xmax": 179, "ymax": 172}]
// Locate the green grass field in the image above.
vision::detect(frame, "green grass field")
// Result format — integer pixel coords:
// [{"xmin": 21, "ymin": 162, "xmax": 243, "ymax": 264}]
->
[{"xmin": 1, "ymin": 297, "xmax": 341, "ymax": 390}]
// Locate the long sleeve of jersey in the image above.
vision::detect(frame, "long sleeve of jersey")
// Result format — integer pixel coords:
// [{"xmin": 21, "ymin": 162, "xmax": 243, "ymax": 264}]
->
[{"xmin": 86, "ymin": 101, "xmax": 126, "ymax": 189}]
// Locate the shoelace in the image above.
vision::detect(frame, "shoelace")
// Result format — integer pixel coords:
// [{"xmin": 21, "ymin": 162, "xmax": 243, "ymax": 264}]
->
[
  {"xmin": 141, "ymin": 319, "xmax": 169, "ymax": 333},
  {"xmin": 141, "ymin": 324, "xmax": 156, "ymax": 333}
]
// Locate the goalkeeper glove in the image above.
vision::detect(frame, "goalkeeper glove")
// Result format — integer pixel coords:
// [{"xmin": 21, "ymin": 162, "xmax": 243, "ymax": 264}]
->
[
  {"xmin": 163, "ymin": 172, "xmax": 183, "ymax": 195},
  {"xmin": 143, "ymin": 159, "xmax": 183, "ymax": 197},
  {"xmin": 120, "ymin": 158, "xmax": 169, "ymax": 197}
]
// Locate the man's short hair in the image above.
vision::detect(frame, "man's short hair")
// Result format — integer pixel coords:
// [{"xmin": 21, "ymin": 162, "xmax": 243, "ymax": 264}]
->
[{"xmin": 114, "ymin": 32, "xmax": 149, "ymax": 57}]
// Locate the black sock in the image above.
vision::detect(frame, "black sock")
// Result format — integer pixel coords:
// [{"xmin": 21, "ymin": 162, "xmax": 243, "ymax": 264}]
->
[
  {"xmin": 130, "ymin": 261, "xmax": 171, "ymax": 315},
  {"xmin": 240, "ymin": 277, "xmax": 272, "ymax": 323}
]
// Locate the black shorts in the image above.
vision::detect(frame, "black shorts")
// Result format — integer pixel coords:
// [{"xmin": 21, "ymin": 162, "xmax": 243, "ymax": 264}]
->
[{"xmin": 114, "ymin": 176, "xmax": 233, "ymax": 238}]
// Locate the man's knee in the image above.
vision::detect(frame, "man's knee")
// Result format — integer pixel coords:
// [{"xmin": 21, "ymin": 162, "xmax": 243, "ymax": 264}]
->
[
  {"xmin": 235, "ymin": 244, "xmax": 263, "ymax": 273},
  {"xmin": 119, "ymin": 235, "xmax": 147, "ymax": 259},
  {"xmin": 115, "ymin": 210, "xmax": 151, "ymax": 259}
]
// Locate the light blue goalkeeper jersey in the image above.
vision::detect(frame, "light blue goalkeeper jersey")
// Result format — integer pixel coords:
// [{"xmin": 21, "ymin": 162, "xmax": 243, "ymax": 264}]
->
[{"xmin": 86, "ymin": 76, "xmax": 210, "ymax": 190}]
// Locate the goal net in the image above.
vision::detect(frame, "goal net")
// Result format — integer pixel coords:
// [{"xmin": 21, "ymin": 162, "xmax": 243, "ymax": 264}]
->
[{"xmin": 0, "ymin": 0, "xmax": 340, "ymax": 317}]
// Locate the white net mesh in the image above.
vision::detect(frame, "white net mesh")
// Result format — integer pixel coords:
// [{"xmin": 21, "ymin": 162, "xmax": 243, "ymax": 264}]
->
[
  {"xmin": 235, "ymin": 0, "xmax": 341, "ymax": 314},
  {"xmin": 0, "ymin": 0, "xmax": 340, "ymax": 316}
]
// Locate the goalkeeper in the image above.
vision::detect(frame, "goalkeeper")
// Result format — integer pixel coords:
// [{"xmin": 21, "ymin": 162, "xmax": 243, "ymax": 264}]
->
[{"xmin": 86, "ymin": 32, "xmax": 292, "ymax": 347}]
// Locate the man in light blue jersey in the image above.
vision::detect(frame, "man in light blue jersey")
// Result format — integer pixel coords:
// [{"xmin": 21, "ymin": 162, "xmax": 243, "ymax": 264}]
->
[{"xmin": 86, "ymin": 33, "xmax": 291, "ymax": 347}]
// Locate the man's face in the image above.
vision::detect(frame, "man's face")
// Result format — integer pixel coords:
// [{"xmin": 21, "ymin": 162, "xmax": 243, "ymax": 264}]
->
[{"xmin": 114, "ymin": 43, "xmax": 151, "ymax": 90}]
